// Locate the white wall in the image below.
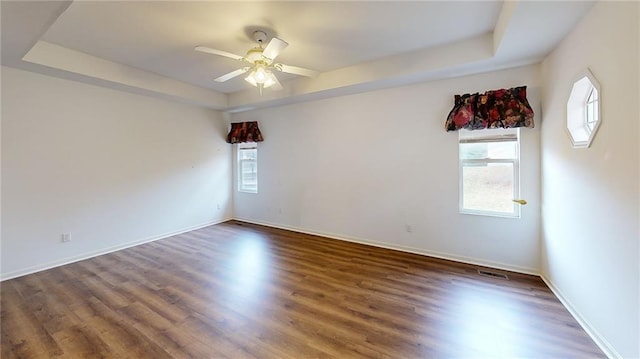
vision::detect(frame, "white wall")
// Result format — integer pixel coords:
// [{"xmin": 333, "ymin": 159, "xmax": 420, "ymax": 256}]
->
[
  {"xmin": 232, "ymin": 65, "xmax": 542, "ymax": 274},
  {"xmin": 1, "ymin": 66, "xmax": 232, "ymax": 279},
  {"xmin": 540, "ymin": 2, "xmax": 639, "ymax": 358}
]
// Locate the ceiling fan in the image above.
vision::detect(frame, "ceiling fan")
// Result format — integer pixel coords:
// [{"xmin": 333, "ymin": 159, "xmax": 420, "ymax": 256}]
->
[{"xmin": 195, "ymin": 30, "xmax": 318, "ymax": 94}]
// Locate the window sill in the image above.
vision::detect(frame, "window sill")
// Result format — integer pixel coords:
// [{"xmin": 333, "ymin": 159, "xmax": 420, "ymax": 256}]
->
[{"xmin": 460, "ymin": 209, "xmax": 521, "ymax": 219}]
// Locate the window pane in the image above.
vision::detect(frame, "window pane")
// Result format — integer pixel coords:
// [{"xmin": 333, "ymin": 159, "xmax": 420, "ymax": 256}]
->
[
  {"xmin": 460, "ymin": 141, "xmax": 516, "ymax": 160},
  {"xmin": 240, "ymin": 161, "xmax": 257, "ymax": 191},
  {"xmin": 585, "ymin": 102, "xmax": 593, "ymax": 131},
  {"xmin": 460, "ymin": 143, "xmax": 488, "ymax": 159},
  {"xmin": 241, "ymin": 161, "xmax": 257, "ymax": 185},
  {"xmin": 238, "ymin": 147, "xmax": 257, "ymax": 193},
  {"xmin": 462, "ymin": 162, "xmax": 515, "ymax": 214},
  {"xmin": 240, "ymin": 148, "xmax": 257, "ymax": 160}
]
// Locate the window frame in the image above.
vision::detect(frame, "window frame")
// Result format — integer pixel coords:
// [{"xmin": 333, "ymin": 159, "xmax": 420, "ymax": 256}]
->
[
  {"xmin": 566, "ymin": 68, "xmax": 601, "ymax": 148},
  {"xmin": 458, "ymin": 128, "xmax": 521, "ymax": 218},
  {"xmin": 585, "ymin": 87, "xmax": 598, "ymax": 134},
  {"xmin": 237, "ymin": 143, "xmax": 258, "ymax": 194}
]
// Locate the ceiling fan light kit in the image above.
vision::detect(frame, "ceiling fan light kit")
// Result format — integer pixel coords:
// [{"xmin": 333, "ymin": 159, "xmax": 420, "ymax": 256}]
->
[
  {"xmin": 244, "ymin": 66, "xmax": 278, "ymax": 95},
  {"xmin": 195, "ymin": 30, "xmax": 318, "ymax": 94}
]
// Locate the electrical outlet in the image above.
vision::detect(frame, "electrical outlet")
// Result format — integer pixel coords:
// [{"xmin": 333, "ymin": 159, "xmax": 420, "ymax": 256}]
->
[
  {"xmin": 405, "ymin": 224, "xmax": 412, "ymax": 233},
  {"xmin": 217, "ymin": 203, "xmax": 221, "ymax": 210},
  {"xmin": 61, "ymin": 233, "xmax": 71, "ymax": 243}
]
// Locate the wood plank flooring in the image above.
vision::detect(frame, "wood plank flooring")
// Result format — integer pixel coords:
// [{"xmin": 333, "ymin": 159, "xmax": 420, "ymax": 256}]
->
[{"xmin": 1, "ymin": 221, "xmax": 604, "ymax": 358}]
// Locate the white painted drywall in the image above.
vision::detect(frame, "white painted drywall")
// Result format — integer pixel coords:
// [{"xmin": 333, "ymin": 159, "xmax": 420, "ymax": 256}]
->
[
  {"xmin": 540, "ymin": 2, "xmax": 639, "ymax": 357},
  {"xmin": 232, "ymin": 65, "xmax": 542, "ymax": 274},
  {"xmin": 1, "ymin": 66, "xmax": 232, "ymax": 279}
]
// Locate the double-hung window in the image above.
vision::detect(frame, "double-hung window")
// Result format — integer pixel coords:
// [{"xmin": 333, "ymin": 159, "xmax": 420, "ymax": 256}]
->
[
  {"xmin": 238, "ymin": 144, "xmax": 258, "ymax": 193},
  {"xmin": 459, "ymin": 128, "xmax": 520, "ymax": 218}
]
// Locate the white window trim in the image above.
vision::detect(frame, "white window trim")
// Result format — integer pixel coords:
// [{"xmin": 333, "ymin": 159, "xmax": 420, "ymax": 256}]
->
[
  {"xmin": 458, "ymin": 129, "xmax": 521, "ymax": 219},
  {"xmin": 237, "ymin": 143, "xmax": 258, "ymax": 194}
]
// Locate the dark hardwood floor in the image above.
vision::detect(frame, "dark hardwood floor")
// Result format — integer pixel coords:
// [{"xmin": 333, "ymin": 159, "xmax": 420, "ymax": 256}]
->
[{"xmin": 1, "ymin": 221, "xmax": 604, "ymax": 358}]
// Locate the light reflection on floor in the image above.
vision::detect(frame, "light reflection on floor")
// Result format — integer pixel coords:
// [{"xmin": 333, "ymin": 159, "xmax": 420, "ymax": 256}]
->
[
  {"xmin": 441, "ymin": 282, "xmax": 526, "ymax": 357},
  {"xmin": 224, "ymin": 233, "xmax": 273, "ymax": 312}
]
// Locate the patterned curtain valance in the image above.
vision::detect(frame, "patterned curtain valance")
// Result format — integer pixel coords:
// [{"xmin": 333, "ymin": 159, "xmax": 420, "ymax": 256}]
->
[
  {"xmin": 226, "ymin": 121, "xmax": 264, "ymax": 143},
  {"xmin": 445, "ymin": 86, "xmax": 534, "ymax": 131}
]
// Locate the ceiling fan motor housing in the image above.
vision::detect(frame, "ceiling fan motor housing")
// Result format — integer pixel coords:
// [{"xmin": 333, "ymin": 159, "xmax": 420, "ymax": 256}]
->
[
  {"xmin": 247, "ymin": 31, "xmax": 269, "ymax": 62},
  {"xmin": 246, "ymin": 47, "xmax": 265, "ymax": 63}
]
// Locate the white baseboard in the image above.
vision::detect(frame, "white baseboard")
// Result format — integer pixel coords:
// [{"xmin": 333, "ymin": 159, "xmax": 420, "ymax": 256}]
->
[
  {"xmin": 540, "ymin": 275, "xmax": 620, "ymax": 359},
  {"xmin": 0, "ymin": 217, "xmax": 232, "ymax": 281},
  {"xmin": 233, "ymin": 217, "xmax": 540, "ymax": 276}
]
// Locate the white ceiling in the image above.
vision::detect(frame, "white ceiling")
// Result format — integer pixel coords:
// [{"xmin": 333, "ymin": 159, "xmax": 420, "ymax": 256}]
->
[{"xmin": 1, "ymin": 1, "xmax": 595, "ymax": 112}]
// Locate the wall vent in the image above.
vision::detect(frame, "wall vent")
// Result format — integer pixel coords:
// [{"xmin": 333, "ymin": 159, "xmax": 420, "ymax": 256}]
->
[{"xmin": 477, "ymin": 269, "xmax": 509, "ymax": 280}]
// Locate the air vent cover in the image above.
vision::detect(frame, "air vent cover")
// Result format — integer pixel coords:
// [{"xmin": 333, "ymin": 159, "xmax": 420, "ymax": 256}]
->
[{"xmin": 477, "ymin": 269, "xmax": 509, "ymax": 280}]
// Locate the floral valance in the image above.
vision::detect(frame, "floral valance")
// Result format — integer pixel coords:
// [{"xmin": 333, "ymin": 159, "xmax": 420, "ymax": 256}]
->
[
  {"xmin": 445, "ymin": 86, "xmax": 534, "ymax": 131},
  {"xmin": 226, "ymin": 121, "xmax": 264, "ymax": 143}
]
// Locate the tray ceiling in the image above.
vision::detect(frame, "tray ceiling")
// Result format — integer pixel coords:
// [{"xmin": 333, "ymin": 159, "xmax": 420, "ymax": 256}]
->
[{"xmin": 1, "ymin": 1, "xmax": 595, "ymax": 112}]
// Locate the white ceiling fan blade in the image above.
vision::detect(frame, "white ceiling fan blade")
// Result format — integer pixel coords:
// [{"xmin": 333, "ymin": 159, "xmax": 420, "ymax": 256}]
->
[
  {"xmin": 262, "ymin": 37, "xmax": 288, "ymax": 61},
  {"xmin": 214, "ymin": 67, "xmax": 249, "ymax": 82},
  {"xmin": 279, "ymin": 64, "xmax": 319, "ymax": 78},
  {"xmin": 195, "ymin": 46, "xmax": 245, "ymax": 61}
]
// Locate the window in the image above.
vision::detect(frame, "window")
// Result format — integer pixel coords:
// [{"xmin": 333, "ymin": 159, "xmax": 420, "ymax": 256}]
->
[
  {"xmin": 567, "ymin": 69, "xmax": 601, "ymax": 148},
  {"xmin": 238, "ymin": 144, "xmax": 258, "ymax": 193},
  {"xmin": 459, "ymin": 128, "xmax": 520, "ymax": 218}
]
